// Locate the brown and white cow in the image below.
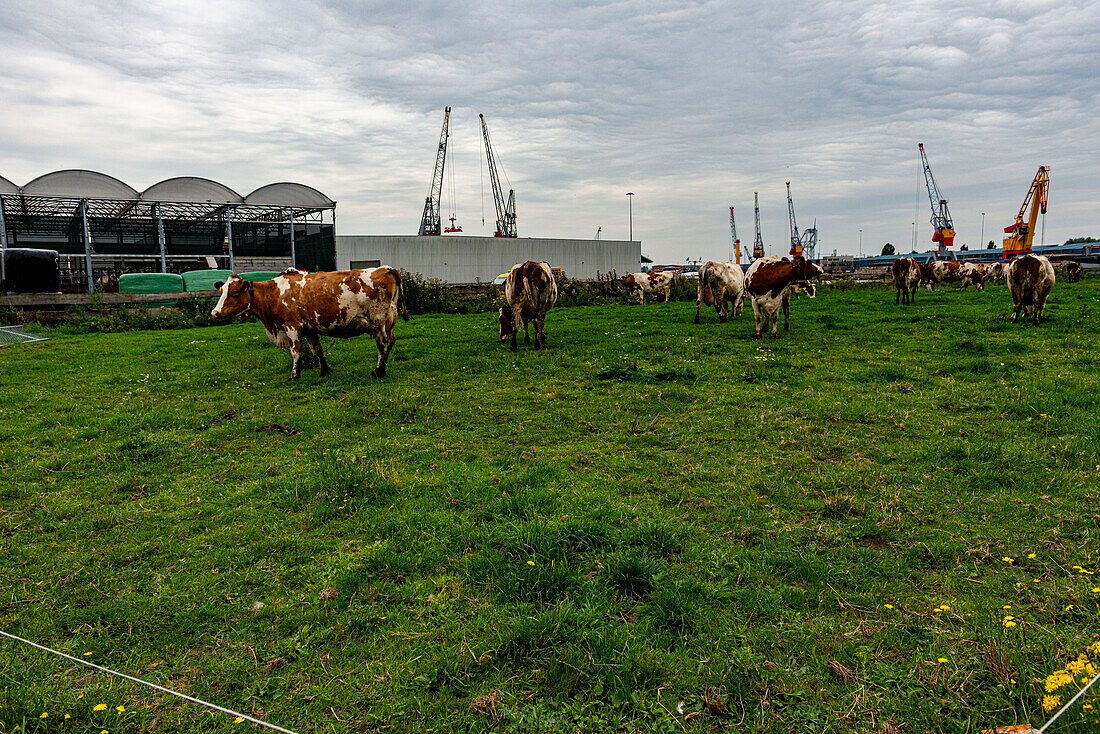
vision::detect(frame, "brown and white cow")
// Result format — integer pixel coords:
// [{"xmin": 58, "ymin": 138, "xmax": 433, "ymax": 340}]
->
[
  {"xmin": 1051, "ymin": 261, "xmax": 1082, "ymax": 283},
  {"xmin": 695, "ymin": 260, "xmax": 745, "ymax": 323},
  {"xmin": 1004, "ymin": 254, "xmax": 1055, "ymax": 325},
  {"xmin": 623, "ymin": 271, "xmax": 675, "ymax": 304},
  {"xmin": 892, "ymin": 257, "xmax": 921, "ymax": 305},
  {"xmin": 743, "ymin": 256, "xmax": 824, "ymax": 338},
  {"xmin": 211, "ymin": 266, "xmax": 405, "ymax": 379},
  {"xmin": 985, "ymin": 262, "xmax": 1005, "ymax": 282},
  {"xmin": 499, "ymin": 261, "xmax": 558, "ymax": 352},
  {"xmin": 917, "ymin": 261, "xmax": 937, "ymax": 290},
  {"xmin": 930, "ymin": 260, "xmax": 985, "ymax": 290}
]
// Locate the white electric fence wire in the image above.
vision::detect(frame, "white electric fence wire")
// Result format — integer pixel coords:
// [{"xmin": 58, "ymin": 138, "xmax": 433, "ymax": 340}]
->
[
  {"xmin": 1036, "ymin": 669, "xmax": 1100, "ymax": 733},
  {"xmin": 0, "ymin": 630, "xmax": 299, "ymax": 734}
]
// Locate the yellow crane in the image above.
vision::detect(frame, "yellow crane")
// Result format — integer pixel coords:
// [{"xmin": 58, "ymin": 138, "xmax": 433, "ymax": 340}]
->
[{"xmin": 1003, "ymin": 166, "xmax": 1049, "ymax": 258}]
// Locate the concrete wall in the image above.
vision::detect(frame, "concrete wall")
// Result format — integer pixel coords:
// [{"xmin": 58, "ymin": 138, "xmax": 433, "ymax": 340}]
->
[{"xmin": 336, "ymin": 235, "xmax": 640, "ymax": 283}]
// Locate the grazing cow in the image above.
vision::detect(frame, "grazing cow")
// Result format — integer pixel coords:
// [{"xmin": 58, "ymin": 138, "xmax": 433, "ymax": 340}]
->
[
  {"xmin": 695, "ymin": 260, "xmax": 745, "ymax": 323},
  {"xmin": 1051, "ymin": 261, "xmax": 1082, "ymax": 283},
  {"xmin": 499, "ymin": 261, "xmax": 558, "ymax": 352},
  {"xmin": 743, "ymin": 256, "xmax": 824, "ymax": 338},
  {"xmin": 1004, "ymin": 254, "xmax": 1055, "ymax": 325},
  {"xmin": 917, "ymin": 261, "xmax": 937, "ymax": 290},
  {"xmin": 892, "ymin": 257, "xmax": 921, "ymax": 305},
  {"xmin": 211, "ymin": 267, "xmax": 405, "ymax": 379},
  {"xmin": 624, "ymin": 271, "xmax": 675, "ymax": 304},
  {"xmin": 930, "ymin": 261, "xmax": 985, "ymax": 290},
  {"xmin": 985, "ymin": 262, "xmax": 1005, "ymax": 281}
]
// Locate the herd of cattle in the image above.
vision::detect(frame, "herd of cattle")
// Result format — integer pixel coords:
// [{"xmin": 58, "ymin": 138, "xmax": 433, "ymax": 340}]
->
[
  {"xmin": 891, "ymin": 253, "xmax": 1074, "ymax": 325},
  {"xmin": 209, "ymin": 252, "xmax": 1081, "ymax": 378}
]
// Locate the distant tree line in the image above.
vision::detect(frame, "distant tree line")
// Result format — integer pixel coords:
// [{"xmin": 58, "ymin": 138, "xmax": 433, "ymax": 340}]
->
[{"xmin": 1065, "ymin": 236, "xmax": 1099, "ymax": 245}]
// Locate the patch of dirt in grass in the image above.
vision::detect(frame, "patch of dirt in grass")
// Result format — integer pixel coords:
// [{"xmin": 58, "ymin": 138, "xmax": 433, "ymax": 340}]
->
[{"xmin": 854, "ymin": 533, "xmax": 891, "ymax": 549}]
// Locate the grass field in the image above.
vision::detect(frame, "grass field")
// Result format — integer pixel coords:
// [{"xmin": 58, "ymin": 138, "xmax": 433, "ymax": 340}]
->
[{"xmin": 2, "ymin": 278, "xmax": 1099, "ymax": 733}]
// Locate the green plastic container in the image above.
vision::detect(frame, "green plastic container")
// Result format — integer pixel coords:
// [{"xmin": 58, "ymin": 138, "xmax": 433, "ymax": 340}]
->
[
  {"xmin": 118, "ymin": 272, "xmax": 185, "ymax": 307},
  {"xmin": 182, "ymin": 269, "xmax": 233, "ymax": 292},
  {"xmin": 239, "ymin": 271, "xmax": 282, "ymax": 283},
  {"xmin": 118, "ymin": 272, "xmax": 185, "ymax": 294}
]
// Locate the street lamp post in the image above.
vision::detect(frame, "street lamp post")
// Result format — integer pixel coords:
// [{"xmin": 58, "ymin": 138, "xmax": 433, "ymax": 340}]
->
[
  {"xmin": 980, "ymin": 212, "xmax": 985, "ymax": 249},
  {"xmin": 626, "ymin": 192, "xmax": 634, "ymax": 242},
  {"xmin": 859, "ymin": 229, "xmax": 863, "ymax": 257}
]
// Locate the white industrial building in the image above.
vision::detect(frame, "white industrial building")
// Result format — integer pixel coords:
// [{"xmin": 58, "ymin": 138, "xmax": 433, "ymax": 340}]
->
[{"xmin": 336, "ymin": 234, "xmax": 640, "ymax": 283}]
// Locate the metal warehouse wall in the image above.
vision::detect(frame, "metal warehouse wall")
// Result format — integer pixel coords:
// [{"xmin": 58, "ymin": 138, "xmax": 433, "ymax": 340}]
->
[{"xmin": 336, "ymin": 235, "xmax": 640, "ymax": 283}]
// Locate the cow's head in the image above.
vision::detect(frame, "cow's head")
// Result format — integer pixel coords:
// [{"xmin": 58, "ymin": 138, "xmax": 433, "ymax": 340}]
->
[
  {"xmin": 622, "ymin": 274, "xmax": 638, "ymax": 291},
  {"xmin": 792, "ymin": 256, "xmax": 824, "ymax": 280},
  {"xmin": 498, "ymin": 306, "xmax": 515, "ymax": 341},
  {"xmin": 793, "ymin": 281, "xmax": 817, "ymax": 298},
  {"xmin": 211, "ymin": 274, "xmax": 253, "ymax": 318}
]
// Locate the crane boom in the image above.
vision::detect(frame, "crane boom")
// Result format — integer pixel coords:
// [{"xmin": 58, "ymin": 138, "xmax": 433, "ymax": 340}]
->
[
  {"xmin": 918, "ymin": 143, "xmax": 955, "ymax": 255},
  {"xmin": 418, "ymin": 107, "xmax": 450, "ymax": 236},
  {"xmin": 786, "ymin": 182, "xmax": 802, "ymax": 257},
  {"xmin": 729, "ymin": 206, "xmax": 741, "ymax": 264},
  {"xmin": 479, "ymin": 114, "xmax": 517, "ymax": 238},
  {"xmin": 752, "ymin": 192, "xmax": 765, "ymax": 259},
  {"xmin": 1003, "ymin": 166, "xmax": 1049, "ymax": 258}
]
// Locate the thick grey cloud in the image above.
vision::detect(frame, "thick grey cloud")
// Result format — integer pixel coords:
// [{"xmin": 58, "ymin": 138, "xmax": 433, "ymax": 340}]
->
[{"xmin": 1, "ymin": 0, "xmax": 1096, "ymax": 263}]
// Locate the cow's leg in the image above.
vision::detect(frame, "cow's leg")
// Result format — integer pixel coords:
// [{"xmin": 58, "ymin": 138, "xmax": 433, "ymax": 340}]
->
[
  {"xmin": 782, "ymin": 298, "xmax": 790, "ymax": 331},
  {"xmin": 770, "ymin": 308, "xmax": 780, "ymax": 338},
  {"xmin": 1035, "ymin": 294, "xmax": 1048, "ymax": 325},
  {"xmin": 534, "ymin": 315, "xmax": 546, "ymax": 349},
  {"xmin": 523, "ymin": 316, "xmax": 530, "ymax": 345},
  {"xmin": 751, "ymin": 299, "xmax": 763, "ymax": 338},
  {"xmin": 694, "ymin": 293, "xmax": 702, "ymax": 324},
  {"xmin": 305, "ymin": 333, "xmax": 330, "ymax": 376},
  {"xmin": 288, "ymin": 332, "xmax": 304, "ymax": 379},
  {"xmin": 895, "ymin": 285, "xmax": 901, "ymax": 305},
  {"xmin": 1010, "ymin": 301, "xmax": 1021, "ymax": 323},
  {"xmin": 735, "ymin": 293, "xmax": 744, "ymax": 317},
  {"xmin": 371, "ymin": 331, "xmax": 389, "ymax": 378},
  {"xmin": 510, "ymin": 306, "xmax": 522, "ymax": 352},
  {"xmin": 664, "ymin": 288, "xmax": 670, "ymax": 304},
  {"xmin": 638, "ymin": 291, "xmax": 645, "ymax": 305}
]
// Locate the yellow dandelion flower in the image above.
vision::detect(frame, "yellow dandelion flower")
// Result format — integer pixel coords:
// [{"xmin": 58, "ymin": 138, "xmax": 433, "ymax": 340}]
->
[
  {"xmin": 40, "ymin": 713, "xmax": 48, "ymax": 719},
  {"xmin": 65, "ymin": 715, "xmax": 71, "ymax": 720},
  {"xmin": 101, "ymin": 730, "xmax": 108, "ymax": 734},
  {"xmin": 884, "ymin": 604, "xmax": 894, "ymax": 609},
  {"xmin": 1003, "ymin": 557, "xmax": 1015, "ymax": 564},
  {"xmin": 1028, "ymin": 553, "xmax": 1036, "ymax": 558},
  {"xmin": 1005, "ymin": 620, "xmax": 1017, "ymax": 627},
  {"xmin": 1004, "ymin": 615, "xmax": 1014, "ymax": 621},
  {"xmin": 1092, "ymin": 587, "xmax": 1099, "ymax": 593},
  {"xmin": 77, "ymin": 695, "xmax": 84, "ymax": 700},
  {"xmin": 937, "ymin": 657, "xmax": 948, "ymax": 663},
  {"xmin": 1003, "ymin": 605, "xmax": 1012, "ymax": 609},
  {"xmin": 940, "ymin": 604, "xmax": 950, "ymax": 610},
  {"xmin": 526, "ymin": 560, "xmax": 535, "ymax": 566},
  {"xmin": 1065, "ymin": 605, "xmax": 1074, "ymax": 611},
  {"xmin": 93, "ymin": 704, "xmax": 107, "ymax": 712},
  {"xmin": 1043, "ymin": 695, "xmax": 1063, "ymax": 712},
  {"xmin": 115, "ymin": 706, "xmax": 125, "ymax": 713},
  {"xmin": 235, "ymin": 717, "xmax": 245, "ymax": 724},
  {"xmin": 83, "ymin": 652, "xmax": 93, "ymax": 656}
]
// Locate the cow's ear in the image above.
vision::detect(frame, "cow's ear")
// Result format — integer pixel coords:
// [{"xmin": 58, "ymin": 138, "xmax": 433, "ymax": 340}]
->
[{"xmin": 213, "ymin": 281, "xmax": 225, "ymax": 290}]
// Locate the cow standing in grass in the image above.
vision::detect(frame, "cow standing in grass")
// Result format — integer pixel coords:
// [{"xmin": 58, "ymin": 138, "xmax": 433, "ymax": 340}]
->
[
  {"xmin": 211, "ymin": 267, "xmax": 405, "ymax": 379},
  {"xmin": 1004, "ymin": 254, "xmax": 1055, "ymax": 325},
  {"xmin": 1051, "ymin": 261, "xmax": 1082, "ymax": 283},
  {"xmin": 930, "ymin": 261, "xmax": 985, "ymax": 290},
  {"xmin": 743, "ymin": 256, "xmax": 824, "ymax": 338},
  {"xmin": 695, "ymin": 261, "xmax": 745, "ymax": 323},
  {"xmin": 499, "ymin": 261, "xmax": 558, "ymax": 352},
  {"xmin": 624, "ymin": 271, "xmax": 674, "ymax": 304},
  {"xmin": 892, "ymin": 257, "xmax": 921, "ymax": 305}
]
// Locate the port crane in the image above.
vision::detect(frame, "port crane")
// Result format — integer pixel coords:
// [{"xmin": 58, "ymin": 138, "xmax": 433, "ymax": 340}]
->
[
  {"xmin": 418, "ymin": 107, "xmax": 451, "ymax": 236},
  {"xmin": 480, "ymin": 114, "xmax": 517, "ymax": 238},
  {"xmin": 751, "ymin": 192, "xmax": 765, "ymax": 261},
  {"xmin": 1002, "ymin": 166, "xmax": 1049, "ymax": 258},
  {"xmin": 785, "ymin": 182, "xmax": 818, "ymax": 260},
  {"xmin": 729, "ymin": 206, "xmax": 741, "ymax": 265},
  {"xmin": 918, "ymin": 143, "xmax": 955, "ymax": 258}
]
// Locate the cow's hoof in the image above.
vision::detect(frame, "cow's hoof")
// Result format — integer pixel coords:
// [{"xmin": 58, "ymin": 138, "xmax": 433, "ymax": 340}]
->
[
  {"xmin": 510, "ymin": 345, "xmax": 518, "ymax": 353},
  {"xmin": 320, "ymin": 367, "xmax": 331, "ymax": 377},
  {"xmin": 694, "ymin": 315, "xmax": 700, "ymax": 324},
  {"xmin": 370, "ymin": 368, "xmax": 385, "ymax": 379}
]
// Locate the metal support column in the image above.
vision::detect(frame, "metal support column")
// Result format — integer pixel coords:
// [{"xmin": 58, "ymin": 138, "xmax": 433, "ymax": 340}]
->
[
  {"xmin": 0, "ymin": 195, "xmax": 8, "ymax": 288},
  {"xmin": 155, "ymin": 203, "xmax": 167, "ymax": 273},
  {"xmin": 288, "ymin": 209, "xmax": 296, "ymax": 269},
  {"xmin": 225, "ymin": 206, "xmax": 235, "ymax": 272},
  {"xmin": 81, "ymin": 200, "xmax": 94, "ymax": 293}
]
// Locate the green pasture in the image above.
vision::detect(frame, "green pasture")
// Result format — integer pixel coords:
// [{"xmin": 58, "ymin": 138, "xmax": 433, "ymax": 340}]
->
[{"xmin": 2, "ymin": 278, "xmax": 1099, "ymax": 733}]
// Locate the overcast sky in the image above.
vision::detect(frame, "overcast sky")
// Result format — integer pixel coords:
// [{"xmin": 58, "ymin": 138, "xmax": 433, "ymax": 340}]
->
[{"xmin": 1, "ymin": 0, "xmax": 1097, "ymax": 263}]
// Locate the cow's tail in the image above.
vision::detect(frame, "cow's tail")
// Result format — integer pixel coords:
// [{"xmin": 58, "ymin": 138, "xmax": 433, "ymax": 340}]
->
[{"xmin": 394, "ymin": 268, "xmax": 411, "ymax": 321}]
